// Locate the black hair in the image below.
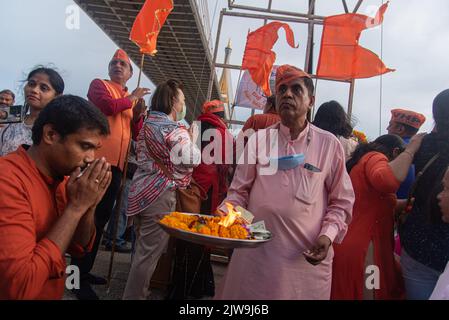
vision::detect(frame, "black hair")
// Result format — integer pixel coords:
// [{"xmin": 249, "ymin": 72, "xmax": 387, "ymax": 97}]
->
[
  {"xmin": 346, "ymin": 134, "xmax": 405, "ymax": 173},
  {"xmin": 264, "ymin": 95, "xmax": 276, "ymax": 114},
  {"xmin": 0, "ymin": 89, "xmax": 15, "ymax": 100},
  {"xmin": 32, "ymin": 95, "xmax": 110, "ymax": 145},
  {"xmin": 313, "ymin": 100, "xmax": 353, "ymax": 138},
  {"xmin": 433, "ymin": 89, "xmax": 449, "ymax": 159},
  {"xmin": 213, "ymin": 111, "xmax": 225, "ymax": 119},
  {"xmin": 27, "ymin": 67, "xmax": 65, "ymax": 95},
  {"xmin": 150, "ymin": 79, "xmax": 184, "ymax": 115}
]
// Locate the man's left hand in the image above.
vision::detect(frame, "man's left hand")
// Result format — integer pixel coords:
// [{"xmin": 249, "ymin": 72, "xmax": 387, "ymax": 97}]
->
[{"xmin": 303, "ymin": 235, "xmax": 332, "ymax": 265}]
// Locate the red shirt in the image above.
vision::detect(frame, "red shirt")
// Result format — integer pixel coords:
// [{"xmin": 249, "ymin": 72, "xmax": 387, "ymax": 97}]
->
[{"xmin": 0, "ymin": 147, "xmax": 93, "ymax": 300}]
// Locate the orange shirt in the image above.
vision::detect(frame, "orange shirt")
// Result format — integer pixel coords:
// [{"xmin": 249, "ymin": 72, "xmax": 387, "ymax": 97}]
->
[
  {"xmin": 0, "ymin": 146, "xmax": 92, "ymax": 300},
  {"xmin": 242, "ymin": 112, "xmax": 280, "ymax": 133}
]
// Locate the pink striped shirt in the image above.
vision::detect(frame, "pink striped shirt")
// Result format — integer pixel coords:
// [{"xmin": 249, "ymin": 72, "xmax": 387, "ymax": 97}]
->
[{"xmin": 127, "ymin": 112, "xmax": 200, "ymax": 216}]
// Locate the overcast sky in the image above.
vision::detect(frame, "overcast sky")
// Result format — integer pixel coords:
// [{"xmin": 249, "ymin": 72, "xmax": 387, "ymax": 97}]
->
[{"xmin": 1, "ymin": 0, "xmax": 448, "ymax": 140}]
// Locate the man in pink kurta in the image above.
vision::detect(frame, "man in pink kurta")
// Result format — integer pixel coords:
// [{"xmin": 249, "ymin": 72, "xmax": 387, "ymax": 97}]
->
[{"xmin": 215, "ymin": 65, "xmax": 355, "ymax": 300}]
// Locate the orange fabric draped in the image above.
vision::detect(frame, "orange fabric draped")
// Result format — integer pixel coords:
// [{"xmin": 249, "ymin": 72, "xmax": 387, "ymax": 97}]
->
[
  {"xmin": 242, "ymin": 22, "xmax": 297, "ymax": 97},
  {"xmin": 317, "ymin": 2, "xmax": 394, "ymax": 80},
  {"xmin": 129, "ymin": 0, "xmax": 173, "ymax": 55}
]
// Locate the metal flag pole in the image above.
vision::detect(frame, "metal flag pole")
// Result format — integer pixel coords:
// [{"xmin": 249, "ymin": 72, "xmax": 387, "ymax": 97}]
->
[{"xmin": 137, "ymin": 54, "xmax": 145, "ymax": 87}]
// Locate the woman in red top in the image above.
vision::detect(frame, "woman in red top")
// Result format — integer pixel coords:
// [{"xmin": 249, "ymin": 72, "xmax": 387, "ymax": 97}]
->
[{"xmin": 331, "ymin": 134, "xmax": 424, "ymax": 300}]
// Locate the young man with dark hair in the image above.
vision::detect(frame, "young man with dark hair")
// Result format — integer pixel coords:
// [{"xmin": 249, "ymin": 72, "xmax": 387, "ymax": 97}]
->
[{"xmin": 0, "ymin": 95, "xmax": 111, "ymax": 299}]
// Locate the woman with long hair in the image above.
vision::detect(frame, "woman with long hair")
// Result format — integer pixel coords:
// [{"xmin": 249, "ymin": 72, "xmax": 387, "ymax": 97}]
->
[
  {"xmin": 331, "ymin": 133, "xmax": 424, "ymax": 299},
  {"xmin": 0, "ymin": 67, "xmax": 64, "ymax": 156},
  {"xmin": 400, "ymin": 89, "xmax": 449, "ymax": 300},
  {"xmin": 313, "ymin": 100, "xmax": 357, "ymax": 159}
]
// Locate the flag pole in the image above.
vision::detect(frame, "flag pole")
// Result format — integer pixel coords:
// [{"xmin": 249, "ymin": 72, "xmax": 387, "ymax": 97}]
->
[
  {"xmin": 107, "ymin": 52, "xmax": 146, "ymax": 292},
  {"xmin": 106, "ymin": 138, "xmax": 133, "ymax": 292},
  {"xmin": 137, "ymin": 53, "xmax": 145, "ymax": 87}
]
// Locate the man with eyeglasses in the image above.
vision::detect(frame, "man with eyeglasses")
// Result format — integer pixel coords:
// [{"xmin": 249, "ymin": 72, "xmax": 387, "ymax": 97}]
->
[{"xmin": 71, "ymin": 49, "xmax": 151, "ymax": 300}]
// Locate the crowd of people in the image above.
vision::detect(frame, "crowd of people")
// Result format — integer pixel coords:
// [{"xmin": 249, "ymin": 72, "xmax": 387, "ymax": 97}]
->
[{"xmin": 0, "ymin": 48, "xmax": 448, "ymax": 300}]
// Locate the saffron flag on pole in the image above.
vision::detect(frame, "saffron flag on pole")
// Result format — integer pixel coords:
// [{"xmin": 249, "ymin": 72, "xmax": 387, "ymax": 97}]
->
[
  {"xmin": 316, "ymin": 2, "xmax": 394, "ymax": 80},
  {"xmin": 241, "ymin": 22, "xmax": 297, "ymax": 97},
  {"xmin": 129, "ymin": 0, "xmax": 174, "ymax": 56}
]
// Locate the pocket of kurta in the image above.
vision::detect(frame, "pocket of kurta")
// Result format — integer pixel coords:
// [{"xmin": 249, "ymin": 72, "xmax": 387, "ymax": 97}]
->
[{"xmin": 295, "ymin": 168, "xmax": 324, "ymax": 205}]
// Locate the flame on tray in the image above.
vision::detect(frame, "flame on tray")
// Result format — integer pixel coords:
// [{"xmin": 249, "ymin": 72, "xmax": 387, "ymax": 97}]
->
[{"xmin": 219, "ymin": 202, "xmax": 242, "ymax": 228}]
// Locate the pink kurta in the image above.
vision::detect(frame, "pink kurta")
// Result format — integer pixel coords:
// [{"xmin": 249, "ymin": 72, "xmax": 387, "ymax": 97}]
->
[{"xmin": 215, "ymin": 122, "xmax": 355, "ymax": 300}]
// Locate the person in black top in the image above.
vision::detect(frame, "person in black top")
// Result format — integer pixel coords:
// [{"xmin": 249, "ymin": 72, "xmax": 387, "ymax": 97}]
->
[{"xmin": 400, "ymin": 89, "xmax": 449, "ymax": 300}]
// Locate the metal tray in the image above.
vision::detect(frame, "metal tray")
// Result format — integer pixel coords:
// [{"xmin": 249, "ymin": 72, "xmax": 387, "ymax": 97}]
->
[{"xmin": 156, "ymin": 212, "xmax": 272, "ymax": 249}]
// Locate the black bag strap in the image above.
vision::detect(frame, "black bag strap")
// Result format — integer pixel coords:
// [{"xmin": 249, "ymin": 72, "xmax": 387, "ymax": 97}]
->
[{"xmin": 398, "ymin": 153, "xmax": 440, "ymax": 223}]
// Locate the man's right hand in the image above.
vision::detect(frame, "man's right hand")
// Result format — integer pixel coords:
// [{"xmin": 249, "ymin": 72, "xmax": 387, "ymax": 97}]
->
[
  {"xmin": 66, "ymin": 157, "xmax": 112, "ymax": 216},
  {"xmin": 129, "ymin": 87, "xmax": 151, "ymax": 102}
]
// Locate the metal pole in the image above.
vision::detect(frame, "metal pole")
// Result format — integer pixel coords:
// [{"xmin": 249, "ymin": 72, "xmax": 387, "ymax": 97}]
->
[
  {"xmin": 353, "ymin": 0, "xmax": 364, "ymax": 13},
  {"xmin": 106, "ymin": 137, "xmax": 133, "ymax": 291},
  {"xmin": 342, "ymin": 0, "xmax": 349, "ymax": 13},
  {"xmin": 304, "ymin": 0, "xmax": 316, "ymax": 72},
  {"xmin": 137, "ymin": 54, "xmax": 145, "ymax": 88},
  {"xmin": 250, "ymin": 0, "xmax": 273, "ymax": 118},
  {"xmin": 227, "ymin": 2, "xmax": 325, "ymax": 20},
  {"xmin": 347, "ymin": 79, "xmax": 356, "ymax": 119},
  {"xmin": 222, "ymin": 10, "xmax": 324, "ymax": 26},
  {"xmin": 207, "ymin": 9, "xmax": 225, "ymax": 101},
  {"xmin": 305, "ymin": 0, "xmax": 316, "ymax": 122}
]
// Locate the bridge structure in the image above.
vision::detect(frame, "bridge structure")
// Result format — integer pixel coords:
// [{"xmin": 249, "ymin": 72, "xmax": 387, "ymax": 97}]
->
[
  {"xmin": 73, "ymin": 0, "xmax": 368, "ymax": 124},
  {"xmin": 73, "ymin": 0, "xmax": 221, "ymax": 123}
]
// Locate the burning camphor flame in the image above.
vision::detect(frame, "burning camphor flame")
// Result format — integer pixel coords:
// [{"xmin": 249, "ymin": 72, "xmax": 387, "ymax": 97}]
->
[{"xmin": 219, "ymin": 202, "xmax": 242, "ymax": 227}]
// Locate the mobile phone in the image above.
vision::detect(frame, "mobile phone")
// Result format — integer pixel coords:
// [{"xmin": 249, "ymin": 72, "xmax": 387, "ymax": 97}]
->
[{"xmin": 0, "ymin": 105, "xmax": 24, "ymax": 124}]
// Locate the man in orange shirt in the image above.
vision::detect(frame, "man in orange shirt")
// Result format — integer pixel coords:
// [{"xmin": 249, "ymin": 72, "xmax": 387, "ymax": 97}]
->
[
  {"xmin": 241, "ymin": 95, "xmax": 280, "ymax": 134},
  {"xmin": 0, "ymin": 95, "xmax": 111, "ymax": 299},
  {"xmin": 71, "ymin": 49, "xmax": 151, "ymax": 299}
]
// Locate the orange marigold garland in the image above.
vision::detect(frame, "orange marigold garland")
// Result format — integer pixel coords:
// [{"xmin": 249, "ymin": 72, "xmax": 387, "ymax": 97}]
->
[
  {"xmin": 352, "ymin": 129, "xmax": 368, "ymax": 144},
  {"xmin": 160, "ymin": 212, "xmax": 250, "ymax": 240}
]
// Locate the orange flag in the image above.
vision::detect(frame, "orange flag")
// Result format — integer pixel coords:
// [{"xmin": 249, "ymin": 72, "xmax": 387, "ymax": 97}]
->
[
  {"xmin": 316, "ymin": 2, "xmax": 394, "ymax": 80},
  {"xmin": 129, "ymin": 0, "xmax": 173, "ymax": 56},
  {"xmin": 242, "ymin": 22, "xmax": 297, "ymax": 96}
]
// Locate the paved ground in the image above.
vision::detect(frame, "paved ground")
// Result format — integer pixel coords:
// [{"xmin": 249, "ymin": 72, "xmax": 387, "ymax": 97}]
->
[{"xmin": 63, "ymin": 244, "xmax": 228, "ymax": 300}]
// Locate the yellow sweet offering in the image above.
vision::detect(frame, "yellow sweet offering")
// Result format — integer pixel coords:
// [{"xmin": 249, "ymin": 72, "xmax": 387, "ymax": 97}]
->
[{"xmin": 160, "ymin": 211, "xmax": 249, "ymax": 240}]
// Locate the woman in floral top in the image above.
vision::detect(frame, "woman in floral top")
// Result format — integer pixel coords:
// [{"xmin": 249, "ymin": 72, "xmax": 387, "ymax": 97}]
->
[
  {"xmin": 123, "ymin": 79, "xmax": 200, "ymax": 300},
  {"xmin": 0, "ymin": 67, "xmax": 64, "ymax": 156}
]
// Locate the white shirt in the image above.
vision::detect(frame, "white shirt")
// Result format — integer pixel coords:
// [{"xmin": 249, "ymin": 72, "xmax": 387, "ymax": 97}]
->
[{"xmin": 430, "ymin": 262, "xmax": 449, "ymax": 300}]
